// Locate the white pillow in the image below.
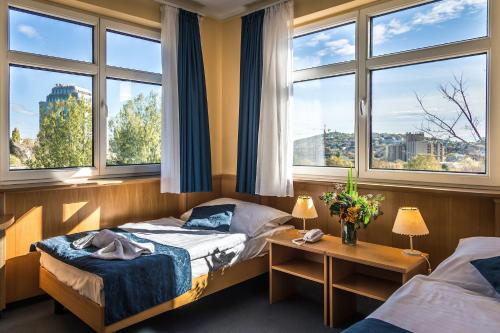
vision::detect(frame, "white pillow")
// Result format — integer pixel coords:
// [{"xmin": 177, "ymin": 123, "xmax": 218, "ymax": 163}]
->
[
  {"xmin": 430, "ymin": 236, "xmax": 500, "ymax": 298},
  {"xmin": 180, "ymin": 198, "xmax": 292, "ymax": 237}
]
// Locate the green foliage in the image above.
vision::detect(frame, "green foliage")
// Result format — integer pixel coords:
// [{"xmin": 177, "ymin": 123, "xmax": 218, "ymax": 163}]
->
[
  {"xmin": 107, "ymin": 92, "xmax": 161, "ymax": 166},
  {"xmin": 27, "ymin": 96, "xmax": 92, "ymax": 169},
  {"xmin": 406, "ymin": 154, "xmax": 442, "ymax": 171},
  {"xmin": 320, "ymin": 168, "xmax": 384, "ymax": 230},
  {"xmin": 11, "ymin": 128, "xmax": 21, "ymax": 144}
]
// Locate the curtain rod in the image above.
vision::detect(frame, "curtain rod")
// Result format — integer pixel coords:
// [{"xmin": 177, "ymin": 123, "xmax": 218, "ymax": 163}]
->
[
  {"xmin": 155, "ymin": 0, "xmax": 205, "ymax": 17},
  {"xmin": 240, "ymin": 0, "xmax": 289, "ymax": 17}
]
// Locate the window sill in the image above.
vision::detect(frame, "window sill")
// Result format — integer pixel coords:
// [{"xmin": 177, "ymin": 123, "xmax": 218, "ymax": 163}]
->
[
  {"xmin": 292, "ymin": 173, "xmax": 500, "ymax": 198},
  {"xmin": 0, "ymin": 174, "xmax": 161, "ymax": 193}
]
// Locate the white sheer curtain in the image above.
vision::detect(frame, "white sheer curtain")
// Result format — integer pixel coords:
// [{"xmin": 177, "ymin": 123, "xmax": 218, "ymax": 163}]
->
[
  {"xmin": 160, "ymin": 5, "xmax": 180, "ymax": 193},
  {"xmin": 255, "ymin": 1, "xmax": 294, "ymax": 197}
]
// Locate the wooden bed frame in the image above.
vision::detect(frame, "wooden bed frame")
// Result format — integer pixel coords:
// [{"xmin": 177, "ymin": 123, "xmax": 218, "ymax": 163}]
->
[{"xmin": 39, "ymin": 255, "xmax": 268, "ymax": 333}]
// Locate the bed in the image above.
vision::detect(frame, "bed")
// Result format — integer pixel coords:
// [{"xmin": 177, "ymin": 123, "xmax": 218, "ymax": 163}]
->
[
  {"xmin": 35, "ymin": 199, "xmax": 293, "ymax": 333},
  {"xmin": 344, "ymin": 237, "xmax": 500, "ymax": 333}
]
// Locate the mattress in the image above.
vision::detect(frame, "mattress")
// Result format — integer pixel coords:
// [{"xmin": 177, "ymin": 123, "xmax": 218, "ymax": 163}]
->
[{"xmin": 40, "ymin": 217, "xmax": 292, "ymax": 306}]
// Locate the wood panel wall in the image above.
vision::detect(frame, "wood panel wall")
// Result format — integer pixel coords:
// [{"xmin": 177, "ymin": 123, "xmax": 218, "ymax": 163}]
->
[
  {"xmin": 221, "ymin": 175, "xmax": 497, "ymax": 267},
  {"xmin": 4, "ymin": 174, "xmax": 499, "ymax": 304},
  {"xmin": 4, "ymin": 177, "xmax": 220, "ymax": 303}
]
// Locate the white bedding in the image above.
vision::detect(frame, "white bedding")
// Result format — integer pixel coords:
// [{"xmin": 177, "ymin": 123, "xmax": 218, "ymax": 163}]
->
[
  {"xmin": 370, "ymin": 275, "xmax": 500, "ymax": 333},
  {"xmin": 40, "ymin": 217, "xmax": 292, "ymax": 306},
  {"xmin": 368, "ymin": 236, "xmax": 500, "ymax": 332}
]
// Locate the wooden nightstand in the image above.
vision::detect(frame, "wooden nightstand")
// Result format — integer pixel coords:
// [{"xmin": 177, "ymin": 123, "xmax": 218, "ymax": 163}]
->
[
  {"xmin": 268, "ymin": 229, "xmax": 331, "ymax": 325},
  {"xmin": 325, "ymin": 238, "xmax": 428, "ymax": 327},
  {"xmin": 267, "ymin": 229, "xmax": 428, "ymax": 327}
]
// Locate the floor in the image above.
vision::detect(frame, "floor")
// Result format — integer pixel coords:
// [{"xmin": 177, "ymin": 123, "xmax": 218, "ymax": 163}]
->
[{"xmin": 0, "ymin": 275, "xmax": 379, "ymax": 333}]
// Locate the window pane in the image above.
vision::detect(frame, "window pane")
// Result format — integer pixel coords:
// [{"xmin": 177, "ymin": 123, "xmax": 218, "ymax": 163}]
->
[
  {"xmin": 9, "ymin": 66, "xmax": 93, "ymax": 170},
  {"xmin": 294, "ymin": 22, "xmax": 356, "ymax": 71},
  {"xmin": 371, "ymin": 0, "xmax": 487, "ymax": 57},
  {"xmin": 371, "ymin": 54, "xmax": 487, "ymax": 174},
  {"xmin": 293, "ymin": 74, "xmax": 355, "ymax": 167},
  {"xmin": 106, "ymin": 31, "xmax": 161, "ymax": 73},
  {"xmin": 106, "ymin": 79, "xmax": 161, "ymax": 166},
  {"xmin": 9, "ymin": 7, "xmax": 93, "ymax": 62}
]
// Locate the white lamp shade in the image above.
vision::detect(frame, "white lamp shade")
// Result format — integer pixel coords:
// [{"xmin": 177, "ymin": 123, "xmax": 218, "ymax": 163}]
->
[
  {"xmin": 292, "ymin": 196, "xmax": 318, "ymax": 219},
  {"xmin": 393, "ymin": 207, "xmax": 429, "ymax": 236}
]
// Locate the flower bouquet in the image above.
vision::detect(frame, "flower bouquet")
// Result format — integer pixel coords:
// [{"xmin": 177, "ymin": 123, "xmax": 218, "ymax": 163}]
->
[{"xmin": 319, "ymin": 169, "xmax": 384, "ymax": 246}]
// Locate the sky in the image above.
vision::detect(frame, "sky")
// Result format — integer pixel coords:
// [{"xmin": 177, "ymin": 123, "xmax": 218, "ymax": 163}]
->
[
  {"xmin": 8, "ymin": 8, "xmax": 161, "ymax": 140},
  {"xmin": 293, "ymin": 0, "xmax": 488, "ymax": 142}
]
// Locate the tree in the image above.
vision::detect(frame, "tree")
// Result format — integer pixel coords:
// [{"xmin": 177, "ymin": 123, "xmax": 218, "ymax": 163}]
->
[
  {"xmin": 108, "ymin": 92, "xmax": 161, "ymax": 165},
  {"xmin": 27, "ymin": 96, "xmax": 92, "ymax": 169},
  {"xmin": 11, "ymin": 128, "xmax": 21, "ymax": 144},
  {"xmin": 406, "ymin": 154, "xmax": 442, "ymax": 171},
  {"xmin": 416, "ymin": 74, "xmax": 483, "ymax": 144},
  {"xmin": 327, "ymin": 154, "xmax": 353, "ymax": 168}
]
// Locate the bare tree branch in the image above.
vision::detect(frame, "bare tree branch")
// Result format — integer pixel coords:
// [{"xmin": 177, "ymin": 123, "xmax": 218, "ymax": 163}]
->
[{"xmin": 415, "ymin": 73, "xmax": 483, "ymax": 144}]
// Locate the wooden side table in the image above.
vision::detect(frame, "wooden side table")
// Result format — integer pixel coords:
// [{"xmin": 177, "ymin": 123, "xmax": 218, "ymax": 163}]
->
[
  {"xmin": 267, "ymin": 230, "xmax": 428, "ymax": 327},
  {"xmin": 268, "ymin": 229, "xmax": 330, "ymax": 325},
  {"xmin": 325, "ymin": 238, "xmax": 428, "ymax": 327},
  {"xmin": 0, "ymin": 214, "xmax": 14, "ymax": 316}
]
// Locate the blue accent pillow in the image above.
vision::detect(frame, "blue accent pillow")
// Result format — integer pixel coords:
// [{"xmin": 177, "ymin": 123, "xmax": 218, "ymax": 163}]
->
[
  {"xmin": 182, "ymin": 204, "xmax": 236, "ymax": 232},
  {"xmin": 471, "ymin": 256, "xmax": 500, "ymax": 294}
]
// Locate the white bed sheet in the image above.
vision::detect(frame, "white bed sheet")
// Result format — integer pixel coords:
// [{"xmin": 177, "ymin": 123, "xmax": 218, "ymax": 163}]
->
[
  {"xmin": 370, "ymin": 275, "xmax": 500, "ymax": 333},
  {"xmin": 39, "ymin": 219, "xmax": 292, "ymax": 306}
]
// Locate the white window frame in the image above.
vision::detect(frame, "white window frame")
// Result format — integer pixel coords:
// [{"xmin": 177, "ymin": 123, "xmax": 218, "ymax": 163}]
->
[
  {"xmin": 294, "ymin": 0, "xmax": 499, "ymax": 188},
  {"xmin": 0, "ymin": 0, "xmax": 162, "ymax": 185},
  {"xmin": 99, "ymin": 19, "xmax": 161, "ymax": 176},
  {"xmin": 293, "ymin": 11, "xmax": 359, "ymax": 179}
]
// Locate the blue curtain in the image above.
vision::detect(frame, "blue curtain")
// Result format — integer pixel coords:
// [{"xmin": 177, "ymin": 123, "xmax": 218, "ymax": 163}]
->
[
  {"xmin": 235, "ymin": 10, "xmax": 265, "ymax": 194},
  {"xmin": 178, "ymin": 9, "xmax": 212, "ymax": 192}
]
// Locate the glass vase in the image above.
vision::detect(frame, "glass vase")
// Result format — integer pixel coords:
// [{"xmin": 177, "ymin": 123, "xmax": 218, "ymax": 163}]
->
[{"xmin": 341, "ymin": 220, "xmax": 357, "ymax": 246}]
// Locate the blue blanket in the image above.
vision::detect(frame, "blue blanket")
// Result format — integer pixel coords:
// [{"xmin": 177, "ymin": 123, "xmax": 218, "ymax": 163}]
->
[
  {"xmin": 33, "ymin": 229, "xmax": 191, "ymax": 325},
  {"xmin": 343, "ymin": 318, "xmax": 411, "ymax": 333}
]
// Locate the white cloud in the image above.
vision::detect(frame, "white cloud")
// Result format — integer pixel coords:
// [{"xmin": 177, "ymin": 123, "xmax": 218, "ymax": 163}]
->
[
  {"xmin": 18, "ymin": 25, "xmax": 39, "ymax": 39},
  {"xmin": 373, "ymin": 19, "xmax": 411, "ymax": 45},
  {"xmin": 413, "ymin": 0, "xmax": 486, "ymax": 25},
  {"xmin": 304, "ymin": 31, "xmax": 333, "ymax": 47},
  {"xmin": 374, "ymin": 0, "xmax": 487, "ymax": 45},
  {"xmin": 11, "ymin": 104, "xmax": 35, "ymax": 116},
  {"xmin": 324, "ymin": 38, "xmax": 355, "ymax": 56}
]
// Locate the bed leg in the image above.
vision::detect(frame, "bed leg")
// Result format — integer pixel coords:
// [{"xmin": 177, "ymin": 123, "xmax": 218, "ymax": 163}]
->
[{"xmin": 54, "ymin": 300, "xmax": 66, "ymax": 315}]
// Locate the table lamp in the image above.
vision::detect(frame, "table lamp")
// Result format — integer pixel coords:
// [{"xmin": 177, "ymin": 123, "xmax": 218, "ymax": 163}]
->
[
  {"xmin": 292, "ymin": 195, "xmax": 318, "ymax": 234},
  {"xmin": 393, "ymin": 207, "xmax": 429, "ymax": 256}
]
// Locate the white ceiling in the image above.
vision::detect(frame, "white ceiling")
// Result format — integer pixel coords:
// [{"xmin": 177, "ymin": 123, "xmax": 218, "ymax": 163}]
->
[{"xmin": 191, "ymin": 0, "xmax": 267, "ymax": 20}]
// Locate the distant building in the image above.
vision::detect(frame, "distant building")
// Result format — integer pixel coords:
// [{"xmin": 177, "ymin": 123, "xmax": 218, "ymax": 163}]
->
[
  {"xmin": 294, "ymin": 134, "xmax": 325, "ymax": 166},
  {"xmin": 386, "ymin": 143, "xmax": 406, "ymax": 162},
  {"xmin": 405, "ymin": 132, "xmax": 446, "ymax": 162},
  {"xmin": 39, "ymin": 84, "xmax": 92, "ymax": 126}
]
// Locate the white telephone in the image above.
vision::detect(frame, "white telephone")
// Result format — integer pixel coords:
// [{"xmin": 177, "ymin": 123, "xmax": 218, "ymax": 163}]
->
[{"xmin": 292, "ymin": 229, "xmax": 324, "ymax": 246}]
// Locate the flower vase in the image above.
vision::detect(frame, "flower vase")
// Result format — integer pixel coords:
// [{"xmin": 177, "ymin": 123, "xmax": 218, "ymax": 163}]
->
[{"xmin": 341, "ymin": 220, "xmax": 357, "ymax": 246}]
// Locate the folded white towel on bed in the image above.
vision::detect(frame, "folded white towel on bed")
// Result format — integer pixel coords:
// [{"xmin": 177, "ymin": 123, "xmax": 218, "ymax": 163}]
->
[{"xmin": 71, "ymin": 229, "xmax": 154, "ymax": 260}]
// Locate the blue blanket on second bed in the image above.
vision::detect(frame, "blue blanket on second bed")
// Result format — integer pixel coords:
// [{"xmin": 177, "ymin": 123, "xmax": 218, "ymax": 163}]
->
[
  {"xmin": 33, "ymin": 229, "xmax": 191, "ymax": 325},
  {"xmin": 343, "ymin": 318, "xmax": 411, "ymax": 333}
]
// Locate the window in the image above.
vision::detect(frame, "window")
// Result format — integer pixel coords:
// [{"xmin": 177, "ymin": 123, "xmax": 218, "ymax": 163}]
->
[
  {"xmin": 371, "ymin": 0, "xmax": 488, "ymax": 57},
  {"xmin": 294, "ymin": 22, "xmax": 356, "ymax": 70},
  {"xmin": 106, "ymin": 79, "xmax": 161, "ymax": 166},
  {"xmin": 292, "ymin": 13, "xmax": 357, "ymax": 177},
  {"xmin": 294, "ymin": 75, "xmax": 355, "ymax": 167},
  {"xmin": 106, "ymin": 30, "xmax": 161, "ymax": 73},
  {"xmin": 1, "ymin": 1, "xmax": 162, "ymax": 182},
  {"xmin": 9, "ymin": 7, "xmax": 93, "ymax": 62},
  {"xmin": 102, "ymin": 20, "xmax": 162, "ymax": 173},
  {"xmin": 294, "ymin": 0, "xmax": 494, "ymax": 186},
  {"xmin": 370, "ymin": 54, "xmax": 487, "ymax": 174},
  {"xmin": 9, "ymin": 66, "xmax": 93, "ymax": 170}
]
